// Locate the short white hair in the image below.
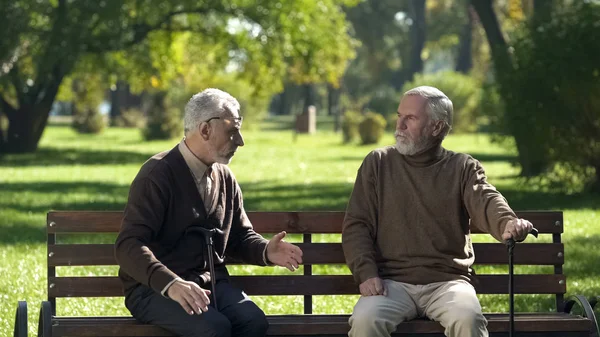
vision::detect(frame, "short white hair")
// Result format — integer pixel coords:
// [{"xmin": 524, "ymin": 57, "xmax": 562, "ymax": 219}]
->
[
  {"xmin": 183, "ymin": 88, "xmax": 240, "ymax": 135},
  {"xmin": 403, "ymin": 86, "xmax": 453, "ymax": 139}
]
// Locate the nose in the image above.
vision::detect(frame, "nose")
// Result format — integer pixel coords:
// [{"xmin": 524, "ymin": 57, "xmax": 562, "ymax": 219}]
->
[
  {"xmin": 396, "ymin": 116, "xmax": 407, "ymax": 131},
  {"xmin": 234, "ymin": 131, "xmax": 245, "ymax": 147}
]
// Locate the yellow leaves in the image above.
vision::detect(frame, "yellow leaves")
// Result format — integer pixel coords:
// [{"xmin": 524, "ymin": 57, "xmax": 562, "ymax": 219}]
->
[
  {"xmin": 508, "ymin": 0, "xmax": 525, "ymax": 22},
  {"xmin": 150, "ymin": 76, "xmax": 161, "ymax": 88}
]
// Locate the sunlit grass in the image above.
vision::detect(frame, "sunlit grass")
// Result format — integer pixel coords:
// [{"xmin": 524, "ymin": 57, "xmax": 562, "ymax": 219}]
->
[{"xmin": 1, "ymin": 117, "xmax": 599, "ymax": 336}]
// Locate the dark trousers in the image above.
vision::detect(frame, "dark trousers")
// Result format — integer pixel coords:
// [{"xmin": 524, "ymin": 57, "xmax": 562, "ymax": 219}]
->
[{"xmin": 125, "ymin": 280, "xmax": 268, "ymax": 337}]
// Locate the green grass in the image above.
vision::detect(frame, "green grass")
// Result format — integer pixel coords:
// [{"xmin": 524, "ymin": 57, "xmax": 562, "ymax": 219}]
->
[{"xmin": 1, "ymin": 117, "xmax": 599, "ymax": 336}]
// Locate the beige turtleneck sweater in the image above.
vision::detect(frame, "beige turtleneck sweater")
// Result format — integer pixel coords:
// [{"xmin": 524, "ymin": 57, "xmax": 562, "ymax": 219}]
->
[{"xmin": 342, "ymin": 142, "xmax": 516, "ymax": 286}]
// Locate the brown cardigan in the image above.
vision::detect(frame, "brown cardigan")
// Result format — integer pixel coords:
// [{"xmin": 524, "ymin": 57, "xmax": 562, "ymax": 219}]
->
[{"xmin": 115, "ymin": 145, "xmax": 268, "ymax": 296}]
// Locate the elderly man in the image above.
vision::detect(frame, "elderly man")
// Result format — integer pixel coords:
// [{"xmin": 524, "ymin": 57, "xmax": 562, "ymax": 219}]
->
[
  {"xmin": 115, "ymin": 88, "xmax": 303, "ymax": 337},
  {"xmin": 342, "ymin": 86, "xmax": 533, "ymax": 337}
]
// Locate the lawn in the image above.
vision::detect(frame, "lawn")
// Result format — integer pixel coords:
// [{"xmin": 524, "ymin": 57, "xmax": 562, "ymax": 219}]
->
[{"xmin": 1, "ymin": 117, "xmax": 599, "ymax": 336}]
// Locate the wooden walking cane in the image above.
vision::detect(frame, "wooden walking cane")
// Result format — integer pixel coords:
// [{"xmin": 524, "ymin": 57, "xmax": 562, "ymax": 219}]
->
[{"xmin": 506, "ymin": 227, "xmax": 539, "ymax": 337}]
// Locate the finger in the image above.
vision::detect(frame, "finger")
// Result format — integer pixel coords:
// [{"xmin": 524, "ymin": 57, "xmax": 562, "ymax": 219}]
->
[
  {"xmin": 271, "ymin": 231, "xmax": 287, "ymax": 244},
  {"xmin": 374, "ymin": 280, "xmax": 383, "ymax": 295},
  {"xmin": 289, "ymin": 257, "xmax": 300, "ymax": 269},
  {"xmin": 177, "ymin": 296, "xmax": 195, "ymax": 315},
  {"xmin": 190, "ymin": 285, "xmax": 211, "ymax": 310},
  {"xmin": 182, "ymin": 295, "xmax": 201, "ymax": 315},
  {"xmin": 285, "ymin": 262, "xmax": 295, "ymax": 272},
  {"xmin": 360, "ymin": 286, "xmax": 370, "ymax": 297},
  {"xmin": 294, "ymin": 245, "xmax": 304, "ymax": 257}
]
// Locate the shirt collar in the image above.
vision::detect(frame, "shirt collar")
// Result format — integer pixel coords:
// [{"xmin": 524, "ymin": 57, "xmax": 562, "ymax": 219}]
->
[{"xmin": 178, "ymin": 138, "xmax": 210, "ymax": 180}]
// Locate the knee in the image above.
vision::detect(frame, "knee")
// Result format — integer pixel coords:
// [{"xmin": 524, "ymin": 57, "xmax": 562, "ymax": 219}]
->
[
  {"xmin": 446, "ymin": 308, "xmax": 487, "ymax": 330},
  {"xmin": 349, "ymin": 307, "xmax": 396, "ymax": 335},
  {"xmin": 236, "ymin": 305, "xmax": 269, "ymax": 335},
  {"xmin": 192, "ymin": 315, "xmax": 232, "ymax": 337}
]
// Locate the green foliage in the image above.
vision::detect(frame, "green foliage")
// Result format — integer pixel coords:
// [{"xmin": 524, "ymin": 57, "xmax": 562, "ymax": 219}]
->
[
  {"xmin": 402, "ymin": 71, "xmax": 481, "ymax": 133},
  {"xmin": 142, "ymin": 93, "xmax": 181, "ymax": 141},
  {"xmin": 1, "ymin": 0, "xmax": 358, "ymax": 153},
  {"xmin": 69, "ymin": 75, "xmax": 106, "ymax": 135},
  {"xmin": 72, "ymin": 107, "xmax": 106, "ymax": 134},
  {"xmin": 113, "ymin": 108, "xmax": 146, "ymax": 128},
  {"xmin": 341, "ymin": 110, "xmax": 362, "ymax": 143},
  {"xmin": 497, "ymin": 2, "xmax": 600, "ymax": 191},
  {"xmin": 358, "ymin": 112, "xmax": 387, "ymax": 144}
]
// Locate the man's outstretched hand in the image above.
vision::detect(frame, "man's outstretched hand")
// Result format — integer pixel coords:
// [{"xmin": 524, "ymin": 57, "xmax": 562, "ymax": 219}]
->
[{"xmin": 266, "ymin": 231, "xmax": 303, "ymax": 271}]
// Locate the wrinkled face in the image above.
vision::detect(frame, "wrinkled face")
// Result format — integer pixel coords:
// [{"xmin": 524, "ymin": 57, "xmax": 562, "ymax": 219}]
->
[
  {"xmin": 395, "ymin": 95, "xmax": 434, "ymax": 156},
  {"xmin": 206, "ymin": 112, "xmax": 245, "ymax": 164}
]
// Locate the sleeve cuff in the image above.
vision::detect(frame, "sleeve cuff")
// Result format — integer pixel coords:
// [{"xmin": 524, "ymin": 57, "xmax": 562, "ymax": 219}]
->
[
  {"xmin": 160, "ymin": 277, "xmax": 182, "ymax": 298},
  {"xmin": 262, "ymin": 243, "xmax": 274, "ymax": 266}
]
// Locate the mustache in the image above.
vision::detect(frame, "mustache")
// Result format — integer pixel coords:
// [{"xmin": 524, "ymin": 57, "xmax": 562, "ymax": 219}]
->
[{"xmin": 395, "ymin": 131, "xmax": 407, "ymax": 138}]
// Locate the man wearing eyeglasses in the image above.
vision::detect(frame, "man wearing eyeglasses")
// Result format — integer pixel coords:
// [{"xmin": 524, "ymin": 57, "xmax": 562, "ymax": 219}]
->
[{"xmin": 115, "ymin": 88, "xmax": 303, "ymax": 337}]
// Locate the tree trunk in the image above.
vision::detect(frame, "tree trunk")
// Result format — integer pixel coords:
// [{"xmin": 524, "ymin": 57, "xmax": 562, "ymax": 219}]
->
[
  {"xmin": 302, "ymin": 84, "xmax": 317, "ymax": 114},
  {"xmin": 408, "ymin": 0, "xmax": 426, "ymax": 80},
  {"xmin": 3, "ymin": 104, "xmax": 52, "ymax": 153},
  {"xmin": 328, "ymin": 84, "xmax": 342, "ymax": 132},
  {"xmin": 533, "ymin": 0, "xmax": 554, "ymax": 21},
  {"xmin": 471, "ymin": 0, "xmax": 549, "ymax": 176},
  {"xmin": 594, "ymin": 166, "xmax": 600, "ymax": 194},
  {"xmin": 393, "ymin": 0, "xmax": 426, "ymax": 89},
  {"xmin": 455, "ymin": 4, "xmax": 474, "ymax": 73}
]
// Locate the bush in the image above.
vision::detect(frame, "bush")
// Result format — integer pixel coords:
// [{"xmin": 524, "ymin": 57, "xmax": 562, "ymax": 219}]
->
[
  {"xmin": 402, "ymin": 71, "xmax": 481, "ymax": 133},
  {"xmin": 72, "ymin": 107, "xmax": 106, "ymax": 134},
  {"xmin": 341, "ymin": 110, "xmax": 362, "ymax": 143},
  {"xmin": 142, "ymin": 93, "xmax": 181, "ymax": 140},
  {"xmin": 358, "ymin": 112, "xmax": 387, "ymax": 145},
  {"xmin": 114, "ymin": 108, "xmax": 146, "ymax": 128},
  {"xmin": 497, "ymin": 2, "xmax": 600, "ymax": 190}
]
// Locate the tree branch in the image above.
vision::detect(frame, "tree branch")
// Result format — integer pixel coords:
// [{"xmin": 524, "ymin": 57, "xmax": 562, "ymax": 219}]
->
[{"xmin": 86, "ymin": 7, "xmax": 218, "ymax": 53}]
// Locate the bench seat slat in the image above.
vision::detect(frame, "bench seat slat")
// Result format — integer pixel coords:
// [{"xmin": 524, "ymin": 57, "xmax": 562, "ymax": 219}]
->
[
  {"xmin": 51, "ymin": 313, "xmax": 592, "ymax": 336},
  {"xmin": 49, "ymin": 274, "xmax": 566, "ymax": 298},
  {"xmin": 48, "ymin": 243, "xmax": 564, "ymax": 266},
  {"xmin": 47, "ymin": 211, "xmax": 564, "ymax": 234}
]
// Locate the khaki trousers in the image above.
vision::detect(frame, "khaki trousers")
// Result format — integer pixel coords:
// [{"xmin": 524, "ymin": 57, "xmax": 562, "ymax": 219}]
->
[{"xmin": 348, "ymin": 279, "xmax": 488, "ymax": 337}]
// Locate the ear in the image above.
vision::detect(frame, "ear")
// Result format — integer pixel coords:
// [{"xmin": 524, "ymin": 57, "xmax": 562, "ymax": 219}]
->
[
  {"xmin": 431, "ymin": 120, "xmax": 444, "ymax": 137},
  {"xmin": 199, "ymin": 122, "xmax": 211, "ymax": 140}
]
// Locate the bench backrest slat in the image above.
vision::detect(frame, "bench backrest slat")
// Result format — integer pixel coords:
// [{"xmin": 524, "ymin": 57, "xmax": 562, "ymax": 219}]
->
[
  {"xmin": 48, "ymin": 274, "xmax": 566, "ymax": 298},
  {"xmin": 47, "ymin": 211, "xmax": 564, "ymax": 234},
  {"xmin": 46, "ymin": 210, "xmax": 566, "ymax": 315},
  {"xmin": 48, "ymin": 243, "xmax": 564, "ymax": 267}
]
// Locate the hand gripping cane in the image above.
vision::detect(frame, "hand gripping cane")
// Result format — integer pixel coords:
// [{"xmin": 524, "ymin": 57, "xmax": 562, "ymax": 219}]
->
[
  {"xmin": 506, "ymin": 227, "xmax": 539, "ymax": 337},
  {"xmin": 187, "ymin": 226, "xmax": 221, "ymax": 311}
]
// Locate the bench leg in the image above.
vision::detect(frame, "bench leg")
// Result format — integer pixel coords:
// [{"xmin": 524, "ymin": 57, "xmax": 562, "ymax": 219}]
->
[
  {"xmin": 564, "ymin": 295, "xmax": 599, "ymax": 337},
  {"xmin": 13, "ymin": 301, "xmax": 27, "ymax": 337},
  {"xmin": 37, "ymin": 301, "xmax": 53, "ymax": 337}
]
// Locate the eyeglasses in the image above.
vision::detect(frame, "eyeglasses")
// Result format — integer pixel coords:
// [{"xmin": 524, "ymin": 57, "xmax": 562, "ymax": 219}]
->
[{"xmin": 204, "ymin": 116, "xmax": 243, "ymax": 127}]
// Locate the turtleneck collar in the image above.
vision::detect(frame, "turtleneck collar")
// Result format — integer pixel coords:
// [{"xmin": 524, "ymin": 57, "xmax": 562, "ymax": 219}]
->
[{"xmin": 398, "ymin": 139, "xmax": 445, "ymax": 167}]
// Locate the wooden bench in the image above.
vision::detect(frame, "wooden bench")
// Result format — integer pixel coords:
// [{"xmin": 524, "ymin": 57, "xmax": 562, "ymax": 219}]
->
[{"xmin": 35, "ymin": 210, "xmax": 599, "ymax": 337}]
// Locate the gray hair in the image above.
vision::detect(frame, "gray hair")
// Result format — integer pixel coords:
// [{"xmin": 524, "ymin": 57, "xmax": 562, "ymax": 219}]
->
[
  {"xmin": 183, "ymin": 88, "xmax": 240, "ymax": 135},
  {"xmin": 403, "ymin": 86, "xmax": 453, "ymax": 139}
]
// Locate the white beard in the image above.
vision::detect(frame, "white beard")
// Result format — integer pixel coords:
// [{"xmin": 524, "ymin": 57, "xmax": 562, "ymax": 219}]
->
[{"xmin": 394, "ymin": 130, "xmax": 432, "ymax": 156}]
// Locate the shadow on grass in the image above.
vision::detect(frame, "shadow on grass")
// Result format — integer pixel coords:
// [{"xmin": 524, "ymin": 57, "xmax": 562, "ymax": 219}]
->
[
  {"xmin": 241, "ymin": 181, "xmax": 353, "ymax": 211},
  {"xmin": 0, "ymin": 147, "xmax": 154, "ymax": 167},
  {"xmin": 496, "ymin": 187, "xmax": 600, "ymax": 211},
  {"xmin": 0, "ymin": 224, "xmax": 46, "ymax": 244},
  {"xmin": 0, "ymin": 181, "xmax": 128, "ymax": 214}
]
